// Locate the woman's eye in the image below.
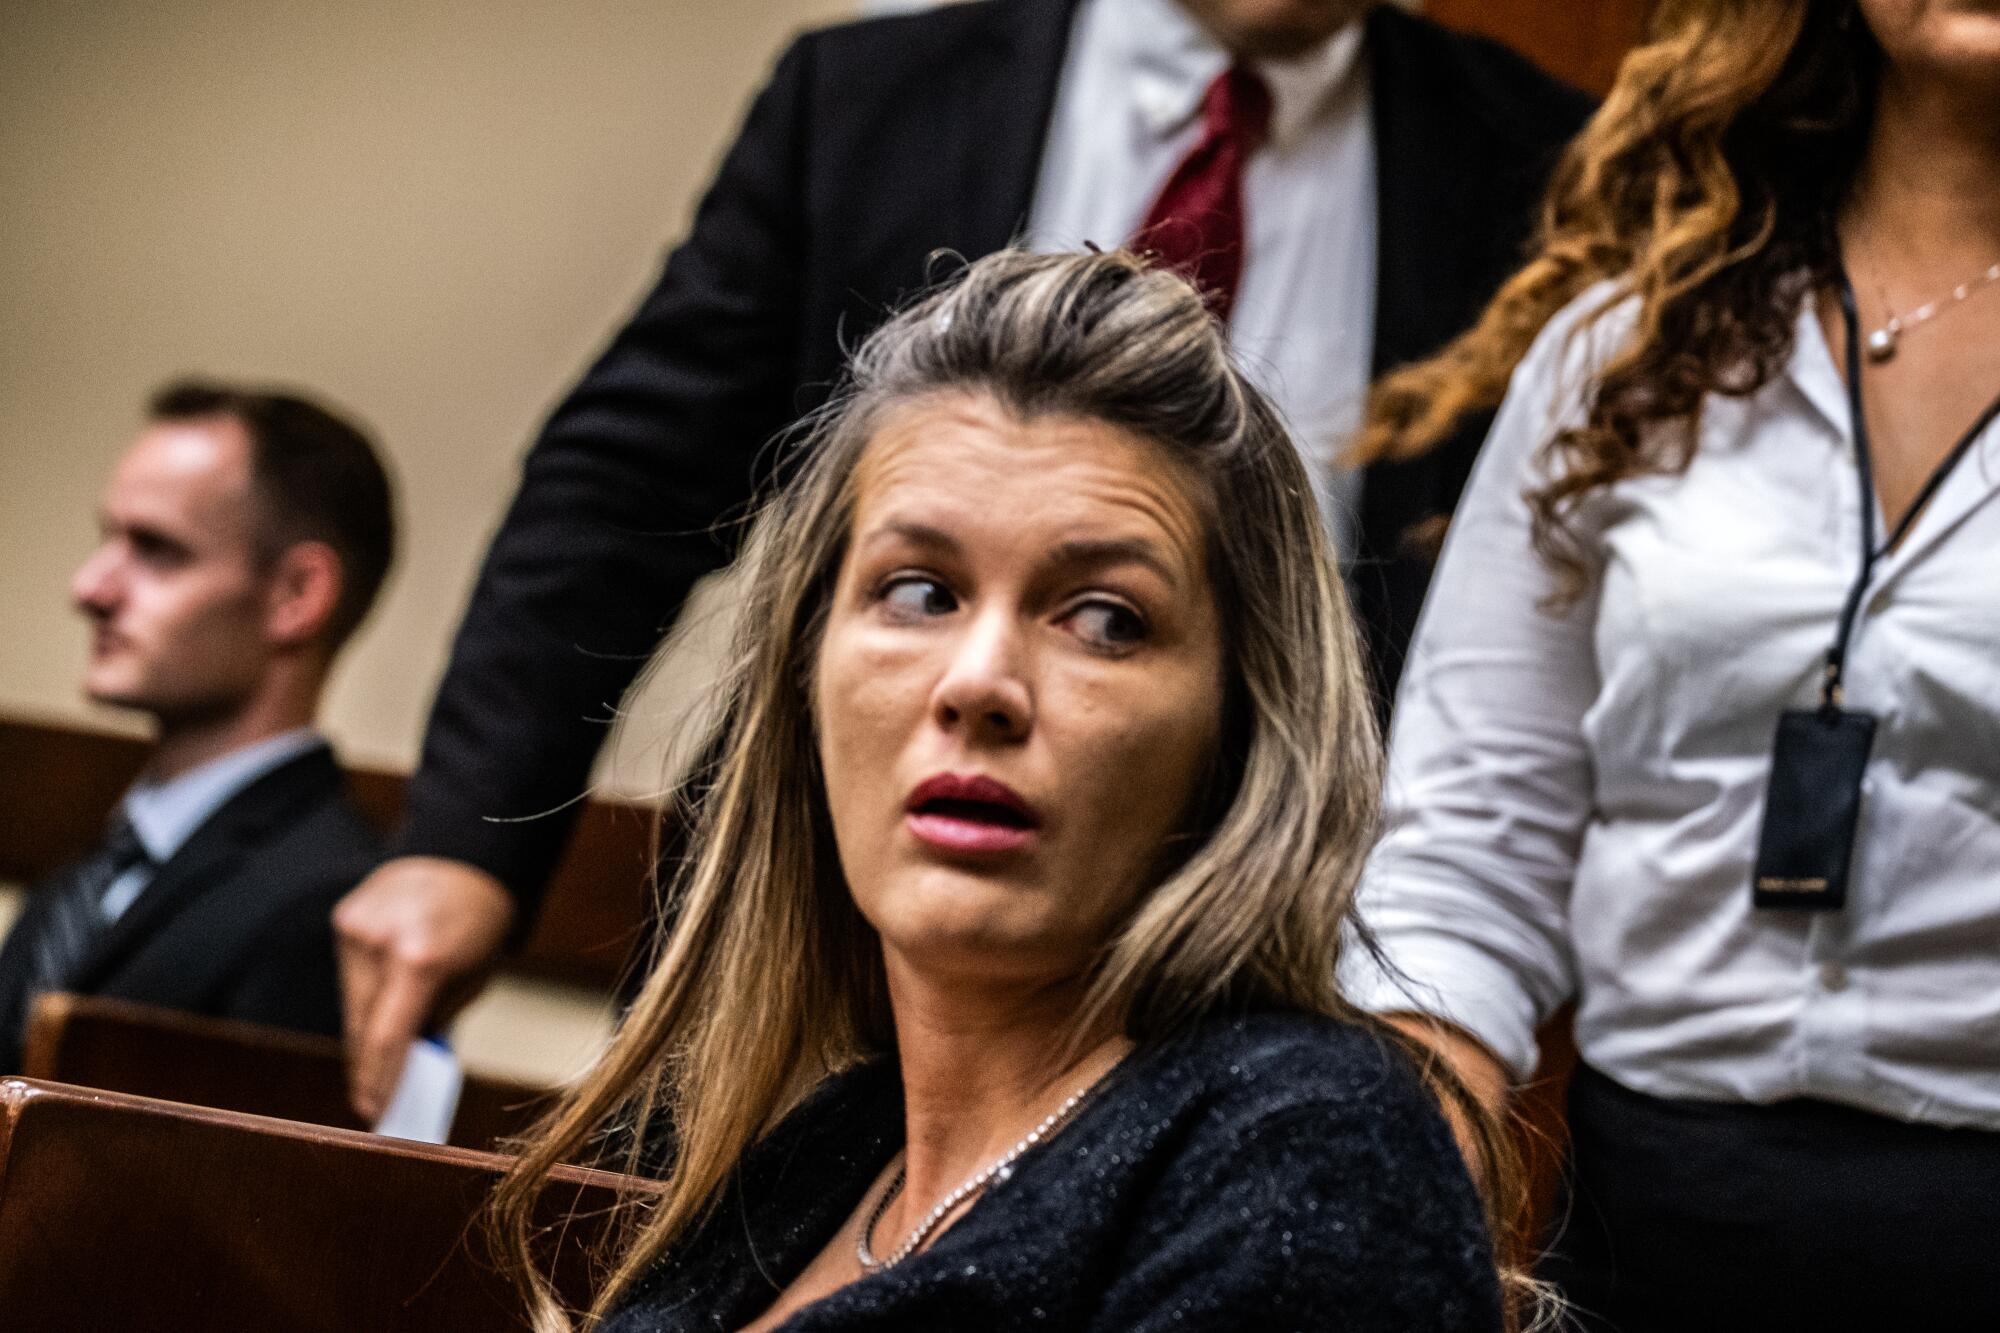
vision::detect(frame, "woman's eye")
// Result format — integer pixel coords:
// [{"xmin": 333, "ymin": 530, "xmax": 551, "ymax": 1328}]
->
[
  {"xmin": 880, "ymin": 576, "xmax": 957, "ymax": 619},
  {"xmin": 1065, "ymin": 600, "xmax": 1147, "ymax": 650}
]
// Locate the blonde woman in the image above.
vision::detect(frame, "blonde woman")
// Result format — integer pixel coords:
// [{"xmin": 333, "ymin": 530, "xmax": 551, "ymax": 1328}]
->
[
  {"xmin": 1352, "ymin": 1, "xmax": 2000, "ymax": 1329},
  {"xmin": 490, "ymin": 249, "xmax": 1521, "ymax": 1331}
]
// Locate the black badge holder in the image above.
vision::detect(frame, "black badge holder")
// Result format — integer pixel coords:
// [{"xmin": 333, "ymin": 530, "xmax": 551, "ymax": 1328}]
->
[
  {"xmin": 1751, "ymin": 277, "xmax": 2000, "ymax": 910},
  {"xmin": 1752, "ymin": 703, "xmax": 1876, "ymax": 910}
]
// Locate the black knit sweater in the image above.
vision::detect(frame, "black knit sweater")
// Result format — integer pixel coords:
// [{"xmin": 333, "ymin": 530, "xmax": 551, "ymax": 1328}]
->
[{"xmin": 600, "ymin": 1011, "xmax": 1502, "ymax": 1332}]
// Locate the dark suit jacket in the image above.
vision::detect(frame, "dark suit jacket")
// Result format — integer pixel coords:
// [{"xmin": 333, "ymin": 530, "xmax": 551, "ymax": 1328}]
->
[
  {"xmin": 401, "ymin": 0, "xmax": 1593, "ymax": 915},
  {"xmin": 0, "ymin": 744, "xmax": 379, "ymax": 1071}
]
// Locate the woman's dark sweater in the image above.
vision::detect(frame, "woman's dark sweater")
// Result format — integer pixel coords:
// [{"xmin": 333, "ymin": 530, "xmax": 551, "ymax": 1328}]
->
[{"xmin": 601, "ymin": 1011, "xmax": 1502, "ymax": 1332}]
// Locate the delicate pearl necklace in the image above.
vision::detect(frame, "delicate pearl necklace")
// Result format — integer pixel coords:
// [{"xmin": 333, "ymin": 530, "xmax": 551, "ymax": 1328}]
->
[
  {"xmin": 854, "ymin": 1073, "xmax": 1109, "ymax": 1272},
  {"xmin": 1864, "ymin": 260, "xmax": 2000, "ymax": 362}
]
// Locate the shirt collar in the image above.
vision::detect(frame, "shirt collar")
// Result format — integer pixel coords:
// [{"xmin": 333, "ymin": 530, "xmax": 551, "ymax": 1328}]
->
[
  {"xmin": 1785, "ymin": 285, "xmax": 1855, "ymax": 442},
  {"xmin": 1117, "ymin": 0, "xmax": 1366, "ymax": 149},
  {"xmin": 123, "ymin": 727, "xmax": 325, "ymax": 863}
]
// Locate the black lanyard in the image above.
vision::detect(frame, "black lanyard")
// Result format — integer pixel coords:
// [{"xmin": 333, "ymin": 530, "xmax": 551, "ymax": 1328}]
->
[
  {"xmin": 1754, "ymin": 278, "xmax": 2000, "ymax": 912},
  {"xmin": 1823, "ymin": 276, "xmax": 2000, "ymax": 711}
]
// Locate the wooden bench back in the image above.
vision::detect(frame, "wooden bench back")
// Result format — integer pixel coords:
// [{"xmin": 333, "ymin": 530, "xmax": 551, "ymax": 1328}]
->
[
  {"xmin": 0, "ymin": 714, "xmax": 654, "ymax": 989},
  {"xmin": 0, "ymin": 1077, "xmax": 647, "ymax": 1330},
  {"xmin": 22, "ymin": 992, "xmax": 553, "ymax": 1151}
]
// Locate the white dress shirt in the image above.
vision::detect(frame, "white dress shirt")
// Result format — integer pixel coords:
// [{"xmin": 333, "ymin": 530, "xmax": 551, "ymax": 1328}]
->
[
  {"xmin": 1348, "ymin": 283, "xmax": 2000, "ymax": 1129},
  {"xmin": 1025, "ymin": 0, "xmax": 1378, "ymax": 557},
  {"xmin": 101, "ymin": 727, "xmax": 326, "ymax": 922}
]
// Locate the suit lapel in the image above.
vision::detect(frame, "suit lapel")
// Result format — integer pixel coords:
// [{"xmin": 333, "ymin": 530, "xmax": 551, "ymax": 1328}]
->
[
  {"xmin": 68, "ymin": 746, "xmax": 343, "ymax": 991},
  {"xmin": 1365, "ymin": 5, "xmax": 1484, "ymax": 384},
  {"xmin": 946, "ymin": 0, "xmax": 1081, "ymax": 257},
  {"xmin": 1353, "ymin": 6, "xmax": 1469, "ymax": 592}
]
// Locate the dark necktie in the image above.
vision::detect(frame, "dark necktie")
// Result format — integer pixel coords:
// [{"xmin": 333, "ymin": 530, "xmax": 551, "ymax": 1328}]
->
[
  {"xmin": 22, "ymin": 817, "xmax": 152, "ymax": 1001},
  {"xmin": 1131, "ymin": 65, "xmax": 1273, "ymax": 325}
]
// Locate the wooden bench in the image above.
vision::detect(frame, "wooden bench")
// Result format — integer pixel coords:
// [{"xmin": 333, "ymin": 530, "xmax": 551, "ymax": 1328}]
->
[
  {"xmin": 0, "ymin": 1077, "xmax": 650, "ymax": 1330},
  {"xmin": 22, "ymin": 992, "xmax": 553, "ymax": 1151}
]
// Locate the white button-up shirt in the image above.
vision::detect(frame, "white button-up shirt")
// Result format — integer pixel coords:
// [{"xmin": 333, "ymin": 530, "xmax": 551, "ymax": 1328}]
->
[
  {"xmin": 1349, "ymin": 283, "xmax": 2000, "ymax": 1129},
  {"xmin": 1025, "ymin": 0, "xmax": 1378, "ymax": 558}
]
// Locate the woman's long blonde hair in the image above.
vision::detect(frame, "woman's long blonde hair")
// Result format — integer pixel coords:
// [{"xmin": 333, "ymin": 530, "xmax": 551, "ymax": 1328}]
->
[
  {"xmin": 1358, "ymin": 0, "xmax": 1879, "ymax": 601},
  {"xmin": 491, "ymin": 248, "xmax": 1530, "ymax": 1329}
]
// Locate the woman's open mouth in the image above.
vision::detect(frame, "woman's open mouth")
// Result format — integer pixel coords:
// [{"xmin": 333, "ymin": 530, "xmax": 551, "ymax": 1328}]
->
[{"xmin": 904, "ymin": 774, "xmax": 1041, "ymax": 856}]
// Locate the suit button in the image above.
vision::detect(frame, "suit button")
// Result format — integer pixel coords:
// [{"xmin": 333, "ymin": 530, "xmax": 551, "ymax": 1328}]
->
[{"xmin": 1818, "ymin": 963, "xmax": 1849, "ymax": 992}]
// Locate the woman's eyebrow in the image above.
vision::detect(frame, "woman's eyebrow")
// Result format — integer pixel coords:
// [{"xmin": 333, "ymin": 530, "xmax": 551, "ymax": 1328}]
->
[
  {"xmin": 1047, "ymin": 537, "xmax": 1181, "ymax": 589},
  {"xmin": 859, "ymin": 521, "xmax": 1182, "ymax": 587},
  {"xmin": 860, "ymin": 518, "xmax": 960, "ymax": 554}
]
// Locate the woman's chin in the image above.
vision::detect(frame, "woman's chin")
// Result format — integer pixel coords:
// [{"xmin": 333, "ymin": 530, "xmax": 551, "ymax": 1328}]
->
[{"xmin": 871, "ymin": 892, "xmax": 1088, "ymax": 987}]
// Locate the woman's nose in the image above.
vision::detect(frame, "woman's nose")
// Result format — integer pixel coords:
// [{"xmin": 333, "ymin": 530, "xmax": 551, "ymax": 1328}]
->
[{"xmin": 931, "ymin": 610, "xmax": 1033, "ymax": 743}]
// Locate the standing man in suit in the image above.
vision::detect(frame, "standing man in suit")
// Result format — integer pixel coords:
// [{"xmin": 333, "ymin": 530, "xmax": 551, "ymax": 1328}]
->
[
  {"xmin": 0, "ymin": 380, "xmax": 396, "ymax": 1071},
  {"xmin": 335, "ymin": 0, "xmax": 1593, "ymax": 1117}
]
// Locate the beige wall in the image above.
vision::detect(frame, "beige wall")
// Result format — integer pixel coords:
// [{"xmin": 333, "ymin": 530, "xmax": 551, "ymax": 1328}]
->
[{"xmin": 0, "ymin": 0, "xmax": 853, "ymax": 786}]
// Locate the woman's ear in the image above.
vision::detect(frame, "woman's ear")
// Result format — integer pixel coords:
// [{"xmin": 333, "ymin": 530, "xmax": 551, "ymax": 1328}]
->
[{"xmin": 264, "ymin": 539, "xmax": 345, "ymax": 650}]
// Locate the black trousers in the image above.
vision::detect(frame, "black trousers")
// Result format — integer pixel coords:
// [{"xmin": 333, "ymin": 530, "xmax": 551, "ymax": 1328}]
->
[{"xmin": 1542, "ymin": 1064, "xmax": 2000, "ymax": 1333}]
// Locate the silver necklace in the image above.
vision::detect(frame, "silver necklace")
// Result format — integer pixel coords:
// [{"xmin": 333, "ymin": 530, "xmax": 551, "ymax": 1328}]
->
[
  {"xmin": 1865, "ymin": 260, "xmax": 2000, "ymax": 362},
  {"xmin": 855, "ymin": 1073, "xmax": 1109, "ymax": 1272}
]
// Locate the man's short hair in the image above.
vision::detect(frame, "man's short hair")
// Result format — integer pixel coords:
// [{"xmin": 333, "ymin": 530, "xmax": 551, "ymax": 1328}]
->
[{"xmin": 149, "ymin": 378, "xmax": 397, "ymax": 650}]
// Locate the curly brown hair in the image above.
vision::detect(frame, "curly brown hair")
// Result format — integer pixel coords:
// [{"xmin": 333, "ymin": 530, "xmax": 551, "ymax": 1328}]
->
[{"xmin": 1357, "ymin": 0, "xmax": 1880, "ymax": 602}]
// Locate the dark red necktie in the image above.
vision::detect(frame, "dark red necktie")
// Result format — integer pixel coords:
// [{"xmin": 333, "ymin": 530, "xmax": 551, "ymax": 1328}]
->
[{"xmin": 1131, "ymin": 65, "xmax": 1273, "ymax": 325}]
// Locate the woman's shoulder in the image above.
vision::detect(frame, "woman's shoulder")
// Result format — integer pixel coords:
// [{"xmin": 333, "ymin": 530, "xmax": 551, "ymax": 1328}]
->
[
  {"xmin": 1111, "ymin": 1009, "xmax": 1476, "ymax": 1203},
  {"xmin": 1132, "ymin": 1009, "xmax": 1439, "ymax": 1124},
  {"xmin": 1512, "ymin": 277, "xmax": 1642, "ymax": 406},
  {"xmin": 1461, "ymin": 276, "xmax": 1644, "ymax": 499},
  {"xmin": 1085, "ymin": 1011, "xmax": 1502, "ymax": 1331}
]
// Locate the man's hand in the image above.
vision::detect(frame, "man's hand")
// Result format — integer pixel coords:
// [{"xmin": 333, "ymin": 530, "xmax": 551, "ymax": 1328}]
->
[{"xmin": 333, "ymin": 856, "xmax": 515, "ymax": 1121}]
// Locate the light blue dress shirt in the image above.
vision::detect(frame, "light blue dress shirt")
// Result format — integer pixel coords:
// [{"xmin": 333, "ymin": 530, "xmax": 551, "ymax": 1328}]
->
[{"xmin": 100, "ymin": 728, "xmax": 326, "ymax": 922}]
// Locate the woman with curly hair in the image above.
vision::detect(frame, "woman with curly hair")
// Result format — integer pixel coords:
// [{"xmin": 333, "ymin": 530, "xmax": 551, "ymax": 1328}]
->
[{"xmin": 1348, "ymin": 1, "xmax": 2000, "ymax": 1330}]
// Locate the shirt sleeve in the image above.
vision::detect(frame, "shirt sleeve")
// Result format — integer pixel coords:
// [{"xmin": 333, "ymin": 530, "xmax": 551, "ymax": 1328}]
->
[
  {"xmin": 1087, "ymin": 1094, "xmax": 1502, "ymax": 1333},
  {"xmin": 1344, "ymin": 292, "xmax": 1626, "ymax": 1080}
]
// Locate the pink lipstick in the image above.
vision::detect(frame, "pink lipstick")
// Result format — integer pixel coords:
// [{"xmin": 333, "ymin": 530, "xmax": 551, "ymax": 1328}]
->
[{"xmin": 904, "ymin": 773, "xmax": 1041, "ymax": 856}]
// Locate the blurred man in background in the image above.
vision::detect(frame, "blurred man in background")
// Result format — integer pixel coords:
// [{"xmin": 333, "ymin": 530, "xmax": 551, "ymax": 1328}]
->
[
  {"xmin": 0, "ymin": 380, "xmax": 395, "ymax": 1070},
  {"xmin": 336, "ymin": 0, "xmax": 1592, "ymax": 1116}
]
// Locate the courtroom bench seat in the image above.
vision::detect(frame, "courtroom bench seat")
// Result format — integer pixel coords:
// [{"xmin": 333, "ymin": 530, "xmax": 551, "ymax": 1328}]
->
[
  {"xmin": 24, "ymin": 992, "xmax": 553, "ymax": 1151},
  {"xmin": 0, "ymin": 1077, "xmax": 649, "ymax": 1331}
]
